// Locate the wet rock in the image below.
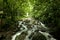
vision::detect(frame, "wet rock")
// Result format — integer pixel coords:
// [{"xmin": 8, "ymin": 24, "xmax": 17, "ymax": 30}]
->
[
  {"xmin": 15, "ymin": 31, "xmax": 28, "ymax": 40},
  {"xmin": 32, "ymin": 32, "xmax": 46, "ymax": 40},
  {"xmin": 11, "ymin": 19, "xmax": 56, "ymax": 40}
]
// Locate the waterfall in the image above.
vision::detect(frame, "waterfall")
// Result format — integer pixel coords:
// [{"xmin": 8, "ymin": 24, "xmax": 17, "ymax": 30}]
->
[{"xmin": 11, "ymin": 19, "xmax": 56, "ymax": 40}]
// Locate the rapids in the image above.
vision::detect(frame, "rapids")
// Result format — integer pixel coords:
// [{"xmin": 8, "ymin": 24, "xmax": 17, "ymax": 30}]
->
[{"xmin": 11, "ymin": 18, "xmax": 56, "ymax": 40}]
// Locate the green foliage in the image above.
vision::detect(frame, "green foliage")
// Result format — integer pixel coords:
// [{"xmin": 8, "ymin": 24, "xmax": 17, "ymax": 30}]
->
[
  {"xmin": 0, "ymin": 0, "xmax": 60, "ymax": 39},
  {"xmin": 32, "ymin": 0, "xmax": 60, "ymax": 39},
  {"xmin": 0, "ymin": 0, "xmax": 3, "ymax": 10},
  {"xmin": 32, "ymin": 0, "xmax": 60, "ymax": 28}
]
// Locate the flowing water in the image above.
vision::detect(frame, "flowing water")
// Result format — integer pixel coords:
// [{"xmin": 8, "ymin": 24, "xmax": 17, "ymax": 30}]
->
[{"xmin": 11, "ymin": 18, "xmax": 56, "ymax": 40}]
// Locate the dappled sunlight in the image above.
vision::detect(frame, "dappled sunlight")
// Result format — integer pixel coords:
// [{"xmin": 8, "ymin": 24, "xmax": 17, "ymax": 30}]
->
[{"xmin": 26, "ymin": 13, "xmax": 29, "ymax": 17}]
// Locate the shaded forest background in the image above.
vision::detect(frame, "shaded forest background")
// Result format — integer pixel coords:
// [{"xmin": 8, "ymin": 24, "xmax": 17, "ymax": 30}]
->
[{"xmin": 0, "ymin": 0, "xmax": 60, "ymax": 40}]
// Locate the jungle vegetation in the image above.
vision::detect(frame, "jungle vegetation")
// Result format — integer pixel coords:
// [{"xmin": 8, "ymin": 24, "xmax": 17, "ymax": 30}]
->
[{"xmin": 0, "ymin": 0, "xmax": 60, "ymax": 40}]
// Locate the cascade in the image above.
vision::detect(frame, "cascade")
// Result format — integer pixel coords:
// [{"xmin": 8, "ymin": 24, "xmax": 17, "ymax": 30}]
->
[{"xmin": 11, "ymin": 19, "xmax": 56, "ymax": 40}]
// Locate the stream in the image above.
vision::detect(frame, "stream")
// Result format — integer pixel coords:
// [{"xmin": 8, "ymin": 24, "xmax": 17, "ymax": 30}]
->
[{"xmin": 11, "ymin": 18, "xmax": 56, "ymax": 40}]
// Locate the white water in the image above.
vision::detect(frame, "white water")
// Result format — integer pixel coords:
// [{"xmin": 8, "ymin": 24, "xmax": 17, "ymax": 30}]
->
[
  {"xmin": 11, "ymin": 19, "xmax": 56, "ymax": 40},
  {"xmin": 12, "ymin": 21, "xmax": 28, "ymax": 40},
  {"xmin": 39, "ymin": 31, "xmax": 56, "ymax": 40}
]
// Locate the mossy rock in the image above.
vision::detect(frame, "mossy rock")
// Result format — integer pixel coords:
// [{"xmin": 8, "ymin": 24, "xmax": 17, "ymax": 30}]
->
[
  {"xmin": 15, "ymin": 31, "xmax": 28, "ymax": 40},
  {"xmin": 32, "ymin": 32, "xmax": 47, "ymax": 40}
]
